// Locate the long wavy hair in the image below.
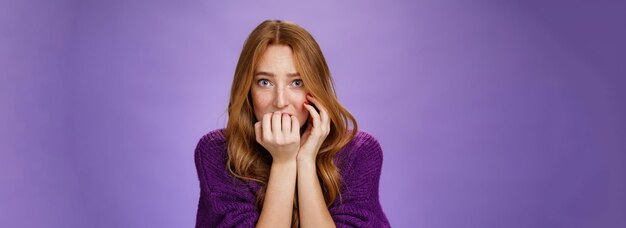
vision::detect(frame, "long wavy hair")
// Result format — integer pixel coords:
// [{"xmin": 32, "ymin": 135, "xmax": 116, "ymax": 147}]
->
[{"xmin": 225, "ymin": 20, "xmax": 357, "ymax": 227}]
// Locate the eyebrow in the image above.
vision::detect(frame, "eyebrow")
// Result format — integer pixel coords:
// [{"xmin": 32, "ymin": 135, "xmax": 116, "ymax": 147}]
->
[{"xmin": 254, "ymin": 71, "xmax": 300, "ymax": 77}]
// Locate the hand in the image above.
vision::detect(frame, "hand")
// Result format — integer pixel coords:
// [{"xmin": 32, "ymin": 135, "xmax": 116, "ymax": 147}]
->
[
  {"xmin": 255, "ymin": 112, "xmax": 301, "ymax": 164},
  {"xmin": 297, "ymin": 94, "xmax": 331, "ymax": 163}
]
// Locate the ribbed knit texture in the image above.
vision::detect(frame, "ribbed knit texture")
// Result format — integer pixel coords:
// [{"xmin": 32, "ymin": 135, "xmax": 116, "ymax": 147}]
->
[{"xmin": 194, "ymin": 128, "xmax": 390, "ymax": 228}]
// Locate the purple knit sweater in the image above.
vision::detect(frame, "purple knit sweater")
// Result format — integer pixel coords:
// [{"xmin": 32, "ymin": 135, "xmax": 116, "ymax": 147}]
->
[{"xmin": 194, "ymin": 128, "xmax": 390, "ymax": 227}]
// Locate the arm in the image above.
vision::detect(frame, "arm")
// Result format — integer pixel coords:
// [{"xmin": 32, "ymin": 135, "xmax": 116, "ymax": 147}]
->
[
  {"xmin": 194, "ymin": 131, "xmax": 259, "ymax": 227},
  {"xmin": 297, "ymin": 94, "xmax": 336, "ymax": 227},
  {"xmin": 329, "ymin": 133, "xmax": 390, "ymax": 228},
  {"xmin": 256, "ymin": 160, "xmax": 297, "ymax": 228},
  {"xmin": 297, "ymin": 158, "xmax": 336, "ymax": 227},
  {"xmin": 254, "ymin": 112, "xmax": 301, "ymax": 227}
]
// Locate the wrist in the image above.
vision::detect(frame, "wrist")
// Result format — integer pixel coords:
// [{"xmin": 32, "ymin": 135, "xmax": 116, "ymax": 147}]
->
[
  {"xmin": 268, "ymin": 147, "xmax": 299, "ymax": 163},
  {"xmin": 296, "ymin": 155, "xmax": 316, "ymax": 165},
  {"xmin": 271, "ymin": 159, "xmax": 297, "ymax": 169}
]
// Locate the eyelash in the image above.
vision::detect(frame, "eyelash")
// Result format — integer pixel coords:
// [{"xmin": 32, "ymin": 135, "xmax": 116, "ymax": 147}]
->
[
  {"xmin": 257, "ymin": 79, "xmax": 304, "ymax": 88},
  {"xmin": 292, "ymin": 80, "xmax": 303, "ymax": 87},
  {"xmin": 258, "ymin": 79, "xmax": 271, "ymax": 87}
]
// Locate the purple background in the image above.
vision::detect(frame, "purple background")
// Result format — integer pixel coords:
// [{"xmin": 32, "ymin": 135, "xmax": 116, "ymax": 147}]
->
[{"xmin": 2, "ymin": 0, "xmax": 625, "ymax": 227}]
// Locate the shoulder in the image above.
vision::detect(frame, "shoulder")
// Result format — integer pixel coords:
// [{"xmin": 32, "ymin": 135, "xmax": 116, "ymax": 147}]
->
[
  {"xmin": 351, "ymin": 131, "xmax": 382, "ymax": 151},
  {"xmin": 346, "ymin": 130, "xmax": 383, "ymax": 156},
  {"xmin": 196, "ymin": 128, "xmax": 226, "ymax": 150},
  {"xmin": 338, "ymin": 130, "xmax": 384, "ymax": 167},
  {"xmin": 198, "ymin": 128, "xmax": 226, "ymax": 144},
  {"xmin": 194, "ymin": 128, "xmax": 227, "ymax": 162}
]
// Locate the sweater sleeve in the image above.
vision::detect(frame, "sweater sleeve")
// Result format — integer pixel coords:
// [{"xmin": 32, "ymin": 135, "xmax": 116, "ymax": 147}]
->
[
  {"xmin": 330, "ymin": 132, "xmax": 391, "ymax": 228},
  {"xmin": 194, "ymin": 131, "xmax": 260, "ymax": 228}
]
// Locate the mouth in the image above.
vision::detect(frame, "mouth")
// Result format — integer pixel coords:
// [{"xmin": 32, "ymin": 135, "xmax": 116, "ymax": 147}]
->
[{"xmin": 270, "ymin": 112, "xmax": 293, "ymax": 116}]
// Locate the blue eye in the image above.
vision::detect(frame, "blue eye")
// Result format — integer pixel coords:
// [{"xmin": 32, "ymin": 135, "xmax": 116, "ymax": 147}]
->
[
  {"xmin": 292, "ymin": 80, "xmax": 303, "ymax": 87},
  {"xmin": 258, "ymin": 79, "xmax": 271, "ymax": 87}
]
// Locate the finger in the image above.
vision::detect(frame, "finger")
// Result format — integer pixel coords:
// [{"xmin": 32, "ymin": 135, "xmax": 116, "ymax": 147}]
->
[
  {"xmin": 306, "ymin": 94, "xmax": 327, "ymax": 113},
  {"xmin": 290, "ymin": 115, "xmax": 299, "ymax": 135},
  {"xmin": 254, "ymin": 122, "xmax": 262, "ymax": 143},
  {"xmin": 272, "ymin": 112, "xmax": 282, "ymax": 136},
  {"xmin": 319, "ymin": 105, "xmax": 330, "ymax": 131},
  {"xmin": 307, "ymin": 94, "xmax": 330, "ymax": 133},
  {"xmin": 303, "ymin": 103, "xmax": 321, "ymax": 128},
  {"xmin": 282, "ymin": 113, "xmax": 291, "ymax": 133},
  {"xmin": 262, "ymin": 113, "xmax": 272, "ymax": 141}
]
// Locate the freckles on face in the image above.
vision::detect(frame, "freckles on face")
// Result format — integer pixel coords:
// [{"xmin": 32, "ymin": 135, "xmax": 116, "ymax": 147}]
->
[
  {"xmin": 250, "ymin": 45, "xmax": 309, "ymax": 128},
  {"xmin": 251, "ymin": 92, "xmax": 272, "ymax": 117},
  {"xmin": 251, "ymin": 93, "xmax": 308, "ymax": 126}
]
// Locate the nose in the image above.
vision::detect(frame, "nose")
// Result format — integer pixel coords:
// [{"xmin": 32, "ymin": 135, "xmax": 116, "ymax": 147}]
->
[{"xmin": 273, "ymin": 87, "xmax": 288, "ymax": 108}]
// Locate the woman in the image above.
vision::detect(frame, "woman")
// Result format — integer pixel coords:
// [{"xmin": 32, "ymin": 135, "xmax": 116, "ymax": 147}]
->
[{"xmin": 194, "ymin": 20, "xmax": 390, "ymax": 228}]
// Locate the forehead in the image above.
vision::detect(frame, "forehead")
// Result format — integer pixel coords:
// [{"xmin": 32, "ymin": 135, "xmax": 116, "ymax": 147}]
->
[{"xmin": 255, "ymin": 45, "xmax": 298, "ymax": 73}]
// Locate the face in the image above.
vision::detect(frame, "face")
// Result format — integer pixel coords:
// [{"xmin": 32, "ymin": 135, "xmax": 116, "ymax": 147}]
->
[{"xmin": 251, "ymin": 45, "xmax": 309, "ymax": 128}]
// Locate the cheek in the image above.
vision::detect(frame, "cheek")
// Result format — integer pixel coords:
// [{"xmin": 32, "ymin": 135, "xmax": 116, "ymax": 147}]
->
[
  {"xmin": 296, "ymin": 100, "xmax": 310, "ymax": 127},
  {"xmin": 252, "ymin": 92, "xmax": 271, "ymax": 119}
]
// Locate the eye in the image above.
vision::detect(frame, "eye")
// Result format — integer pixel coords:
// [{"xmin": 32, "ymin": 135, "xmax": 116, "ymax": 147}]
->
[
  {"xmin": 291, "ymin": 79, "xmax": 303, "ymax": 87},
  {"xmin": 257, "ymin": 79, "xmax": 271, "ymax": 87}
]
